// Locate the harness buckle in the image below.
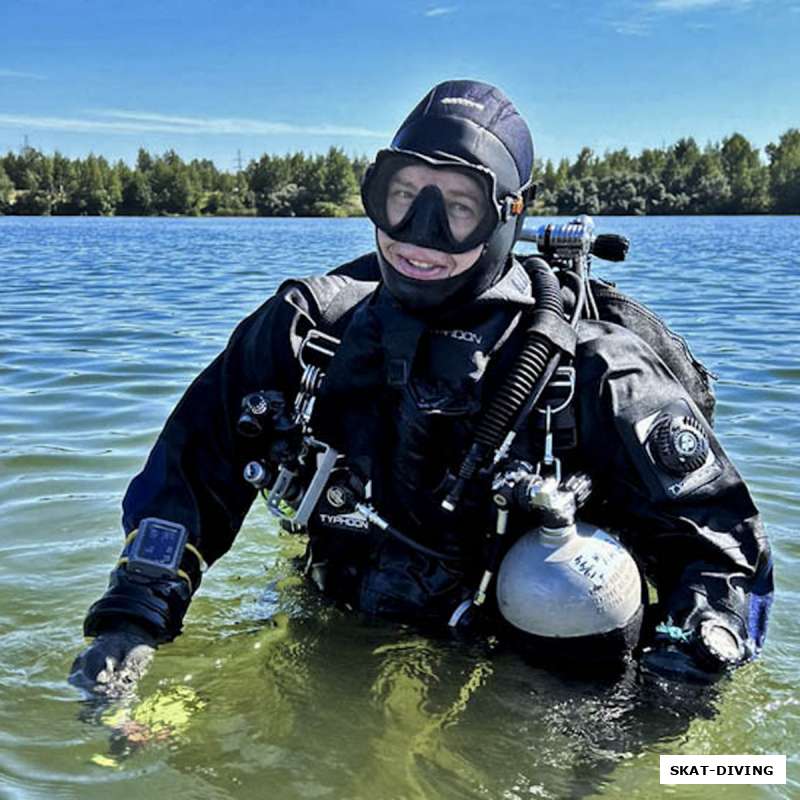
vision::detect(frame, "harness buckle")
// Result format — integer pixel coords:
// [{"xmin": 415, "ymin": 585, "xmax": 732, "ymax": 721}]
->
[
  {"xmin": 535, "ymin": 366, "xmax": 576, "ymax": 416},
  {"xmin": 299, "ymin": 329, "xmax": 341, "ymax": 370}
]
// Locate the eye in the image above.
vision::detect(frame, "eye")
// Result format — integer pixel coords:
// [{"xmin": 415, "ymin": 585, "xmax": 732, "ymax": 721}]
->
[
  {"xmin": 389, "ymin": 186, "xmax": 416, "ymax": 203},
  {"xmin": 448, "ymin": 201, "xmax": 476, "ymax": 219}
]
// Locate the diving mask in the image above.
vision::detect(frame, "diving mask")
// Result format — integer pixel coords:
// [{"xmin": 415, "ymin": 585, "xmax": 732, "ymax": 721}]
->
[{"xmin": 362, "ymin": 149, "xmax": 526, "ymax": 255}]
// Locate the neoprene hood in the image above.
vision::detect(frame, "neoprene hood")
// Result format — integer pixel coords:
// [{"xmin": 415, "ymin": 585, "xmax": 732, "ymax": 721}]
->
[{"xmin": 369, "ymin": 79, "xmax": 534, "ymax": 315}]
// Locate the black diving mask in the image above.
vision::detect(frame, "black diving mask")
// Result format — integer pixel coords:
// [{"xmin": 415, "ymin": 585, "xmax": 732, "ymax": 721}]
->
[{"xmin": 362, "ymin": 149, "xmax": 526, "ymax": 255}]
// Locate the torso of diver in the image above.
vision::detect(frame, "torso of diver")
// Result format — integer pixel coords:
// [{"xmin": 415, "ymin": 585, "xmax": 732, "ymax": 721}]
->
[{"xmin": 269, "ymin": 253, "xmax": 770, "ymax": 655}]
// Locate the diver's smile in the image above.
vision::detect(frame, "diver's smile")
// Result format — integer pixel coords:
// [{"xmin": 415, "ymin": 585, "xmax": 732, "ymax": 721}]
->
[
  {"xmin": 377, "ymin": 231, "xmax": 482, "ymax": 281},
  {"xmin": 391, "ymin": 244, "xmax": 454, "ymax": 280}
]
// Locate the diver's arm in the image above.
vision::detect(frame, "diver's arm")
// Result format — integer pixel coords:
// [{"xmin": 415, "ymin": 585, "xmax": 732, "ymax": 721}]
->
[
  {"xmin": 576, "ymin": 323, "xmax": 774, "ymax": 679},
  {"xmin": 71, "ymin": 284, "xmax": 315, "ymax": 692}
]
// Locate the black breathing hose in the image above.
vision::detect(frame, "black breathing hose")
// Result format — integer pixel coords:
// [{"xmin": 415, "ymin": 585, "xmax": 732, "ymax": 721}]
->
[
  {"xmin": 559, "ymin": 268, "xmax": 587, "ymax": 327},
  {"xmin": 442, "ymin": 258, "xmax": 567, "ymax": 511}
]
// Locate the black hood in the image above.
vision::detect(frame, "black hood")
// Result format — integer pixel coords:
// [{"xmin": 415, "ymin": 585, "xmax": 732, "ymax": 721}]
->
[{"xmin": 375, "ymin": 79, "xmax": 534, "ymax": 319}]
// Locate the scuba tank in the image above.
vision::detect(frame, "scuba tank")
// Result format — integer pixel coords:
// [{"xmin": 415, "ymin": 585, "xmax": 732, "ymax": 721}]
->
[{"xmin": 494, "ymin": 466, "xmax": 643, "ymax": 662}]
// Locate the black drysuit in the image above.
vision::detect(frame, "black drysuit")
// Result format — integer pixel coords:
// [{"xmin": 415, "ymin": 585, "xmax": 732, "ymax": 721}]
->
[{"xmin": 84, "ymin": 253, "xmax": 773, "ymax": 663}]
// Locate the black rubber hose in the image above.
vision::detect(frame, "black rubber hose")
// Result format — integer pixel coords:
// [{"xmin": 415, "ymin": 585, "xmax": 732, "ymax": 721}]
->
[
  {"xmin": 383, "ymin": 521, "xmax": 462, "ymax": 562},
  {"xmin": 442, "ymin": 258, "xmax": 566, "ymax": 511},
  {"xmin": 559, "ymin": 268, "xmax": 587, "ymax": 327}
]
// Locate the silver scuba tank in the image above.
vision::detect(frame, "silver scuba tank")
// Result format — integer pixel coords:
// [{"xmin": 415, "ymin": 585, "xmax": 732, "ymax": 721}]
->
[
  {"xmin": 493, "ymin": 468, "xmax": 643, "ymax": 658},
  {"xmin": 496, "ymin": 520, "xmax": 642, "ymax": 640}
]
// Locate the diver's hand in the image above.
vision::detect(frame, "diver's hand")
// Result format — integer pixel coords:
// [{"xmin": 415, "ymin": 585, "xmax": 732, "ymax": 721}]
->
[
  {"xmin": 69, "ymin": 623, "xmax": 156, "ymax": 697},
  {"xmin": 641, "ymin": 642, "xmax": 721, "ymax": 683},
  {"xmin": 640, "ymin": 615, "xmax": 749, "ymax": 684}
]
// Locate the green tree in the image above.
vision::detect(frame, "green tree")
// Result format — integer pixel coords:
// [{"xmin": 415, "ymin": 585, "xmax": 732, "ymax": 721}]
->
[
  {"xmin": 556, "ymin": 179, "xmax": 584, "ymax": 213},
  {"xmin": 50, "ymin": 151, "xmax": 75, "ymax": 212},
  {"xmin": 719, "ymin": 133, "xmax": 769, "ymax": 213},
  {"xmin": 662, "ymin": 137, "xmax": 701, "ymax": 203},
  {"xmin": 0, "ymin": 164, "xmax": 14, "ymax": 210},
  {"xmin": 555, "ymin": 158, "xmax": 570, "ymax": 186},
  {"xmin": 322, "ymin": 146, "xmax": 358, "ymax": 205},
  {"xmin": 302, "ymin": 154, "xmax": 327, "ymax": 198},
  {"xmin": 601, "ymin": 148, "xmax": 634, "ymax": 178},
  {"xmin": 262, "ymin": 183, "xmax": 302, "ymax": 216},
  {"xmin": 540, "ymin": 159, "xmax": 558, "ymax": 192},
  {"xmin": 3, "ymin": 147, "xmax": 50, "ymax": 191},
  {"xmin": 1, "ymin": 152, "xmax": 24, "ymax": 187},
  {"xmin": 136, "ymin": 148, "xmax": 153, "ymax": 173},
  {"xmin": 766, "ymin": 129, "xmax": 800, "ymax": 213},
  {"xmin": 645, "ymin": 179, "xmax": 669, "ymax": 213},
  {"xmin": 148, "ymin": 151, "xmax": 198, "ymax": 214},
  {"xmin": 570, "ymin": 147, "xmax": 596, "ymax": 180},
  {"xmin": 121, "ymin": 171, "xmax": 153, "ymax": 214},
  {"xmin": 599, "ymin": 173, "xmax": 641, "ymax": 214},
  {"xmin": 71, "ymin": 154, "xmax": 114, "ymax": 214},
  {"xmin": 247, "ymin": 154, "xmax": 291, "ymax": 214},
  {"xmin": 727, "ymin": 136, "xmax": 769, "ymax": 212},
  {"xmin": 688, "ymin": 145, "xmax": 730, "ymax": 213},
  {"xmin": 637, "ymin": 148, "xmax": 667, "ymax": 180}
]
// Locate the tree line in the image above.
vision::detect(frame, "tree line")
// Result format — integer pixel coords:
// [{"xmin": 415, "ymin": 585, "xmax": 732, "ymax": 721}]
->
[
  {"xmin": 533, "ymin": 130, "xmax": 800, "ymax": 215},
  {"xmin": 1, "ymin": 129, "xmax": 799, "ymax": 217},
  {"xmin": 0, "ymin": 146, "xmax": 367, "ymax": 217}
]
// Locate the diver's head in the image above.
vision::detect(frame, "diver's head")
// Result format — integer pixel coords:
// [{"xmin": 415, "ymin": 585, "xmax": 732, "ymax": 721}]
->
[{"xmin": 362, "ymin": 79, "xmax": 534, "ymax": 316}]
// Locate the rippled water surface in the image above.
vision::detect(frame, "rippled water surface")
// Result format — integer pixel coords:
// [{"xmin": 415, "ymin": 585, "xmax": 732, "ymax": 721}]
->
[{"xmin": 0, "ymin": 216, "xmax": 797, "ymax": 799}]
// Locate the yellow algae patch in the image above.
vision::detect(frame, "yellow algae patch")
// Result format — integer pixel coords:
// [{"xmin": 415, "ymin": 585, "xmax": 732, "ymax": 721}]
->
[
  {"xmin": 101, "ymin": 685, "xmax": 206, "ymax": 744},
  {"xmin": 90, "ymin": 754, "xmax": 120, "ymax": 768}
]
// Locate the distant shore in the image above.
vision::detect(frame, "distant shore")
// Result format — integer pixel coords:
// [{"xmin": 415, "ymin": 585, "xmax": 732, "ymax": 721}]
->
[
  {"xmin": 2, "ymin": 130, "xmax": 799, "ymax": 217},
  {"xmin": 3, "ymin": 210, "xmax": 797, "ymax": 219}
]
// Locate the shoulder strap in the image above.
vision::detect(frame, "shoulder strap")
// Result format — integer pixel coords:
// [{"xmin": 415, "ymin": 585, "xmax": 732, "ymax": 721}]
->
[{"xmin": 277, "ymin": 253, "xmax": 380, "ymax": 339}]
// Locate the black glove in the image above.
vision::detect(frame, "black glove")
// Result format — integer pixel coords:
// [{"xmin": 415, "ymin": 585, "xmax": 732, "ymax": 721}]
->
[
  {"xmin": 640, "ymin": 614, "xmax": 750, "ymax": 684},
  {"xmin": 69, "ymin": 622, "xmax": 156, "ymax": 697}
]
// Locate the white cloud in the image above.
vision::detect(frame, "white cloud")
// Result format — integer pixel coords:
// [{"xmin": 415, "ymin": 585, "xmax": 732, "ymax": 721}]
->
[
  {"xmin": 96, "ymin": 110, "xmax": 389, "ymax": 137},
  {"xmin": 0, "ymin": 110, "xmax": 389, "ymax": 138},
  {"xmin": 609, "ymin": 0, "xmax": 759, "ymax": 37},
  {"xmin": 424, "ymin": 6, "xmax": 457, "ymax": 17},
  {"xmin": 651, "ymin": 0, "xmax": 750, "ymax": 10},
  {"xmin": 614, "ymin": 18, "xmax": 652, "ymax": 35},
  {"xmin": 0, "ymin": 69, "xmax": 45, "ymax": 80}
]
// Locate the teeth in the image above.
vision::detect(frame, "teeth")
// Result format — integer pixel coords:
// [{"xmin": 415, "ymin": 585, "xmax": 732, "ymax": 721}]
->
[{"xmin": 408, "ymin": 259, "xmax": 437, "ymax": 269}]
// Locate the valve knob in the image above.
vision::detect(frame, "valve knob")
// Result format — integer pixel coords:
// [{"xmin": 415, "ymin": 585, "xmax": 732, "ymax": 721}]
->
[
  {"xmin": 653, "ymin": 415, "xmax": 709, "ymax": 475},
  {"xmin": 696, "ymin": 619, "xmax": 746, "ymax": 669}
]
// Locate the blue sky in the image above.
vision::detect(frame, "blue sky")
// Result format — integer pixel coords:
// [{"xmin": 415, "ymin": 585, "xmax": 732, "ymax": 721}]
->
[{"xmin": 0, "ymin": 0, "xmax": 797, "ymax": 169}]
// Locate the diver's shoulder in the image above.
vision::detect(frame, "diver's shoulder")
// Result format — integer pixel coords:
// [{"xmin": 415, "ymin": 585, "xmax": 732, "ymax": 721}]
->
[
  {"xmin": 326, "ymin": 251, "xmax": 380, "ymax": 281},
  {"xmin": 270, "ymin": 252, "xmax": 380, "ymax": 336}
]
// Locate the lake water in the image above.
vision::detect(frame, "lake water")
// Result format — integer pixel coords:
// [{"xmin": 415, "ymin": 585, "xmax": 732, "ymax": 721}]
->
[{"xmin": 0, "ymin": 216, "xmax": 797, "ymax": 800}]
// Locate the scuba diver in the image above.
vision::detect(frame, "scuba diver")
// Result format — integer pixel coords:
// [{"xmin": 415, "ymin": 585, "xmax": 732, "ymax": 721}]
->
[{"xmin": 69, "ymin": 80, "xmax": 773, "ymax": 698}]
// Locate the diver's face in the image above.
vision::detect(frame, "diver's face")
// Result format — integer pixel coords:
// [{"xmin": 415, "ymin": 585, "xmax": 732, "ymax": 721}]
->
[{"xmin": 377, "ymin": 163, "xmax": 484, "ymax": 281}]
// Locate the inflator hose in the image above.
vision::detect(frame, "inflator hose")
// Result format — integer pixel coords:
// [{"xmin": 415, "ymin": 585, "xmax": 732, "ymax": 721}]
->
[{"xmin": 442, "ymin": 258, "xmax": 567, "ymax": 511}]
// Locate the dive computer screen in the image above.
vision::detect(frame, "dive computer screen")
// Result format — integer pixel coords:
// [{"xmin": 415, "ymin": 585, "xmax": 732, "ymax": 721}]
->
[{"xmin": 128, "ymin": 518, "xmax": 188, "ymax": 578}]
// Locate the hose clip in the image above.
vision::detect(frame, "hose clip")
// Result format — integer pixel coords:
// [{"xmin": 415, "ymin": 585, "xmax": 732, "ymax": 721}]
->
[{"xmin": 536, "ymin": 405, "xmax": 562, "ymax": 485}]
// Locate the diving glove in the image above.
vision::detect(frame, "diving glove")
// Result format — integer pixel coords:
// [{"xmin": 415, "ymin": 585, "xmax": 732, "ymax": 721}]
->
[
  {"xmin": 641, "ymin": 615, "xmax": 749, "ymax": 683},
  {"xmin": 69, "ymin": 622, "xmax": 156, "ymax": 697}
]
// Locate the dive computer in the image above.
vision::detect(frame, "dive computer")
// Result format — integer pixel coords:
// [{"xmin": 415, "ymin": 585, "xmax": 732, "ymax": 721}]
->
[{"xmin": 125, "ymin": 517, "xmax": 189, "ymax": 582}]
